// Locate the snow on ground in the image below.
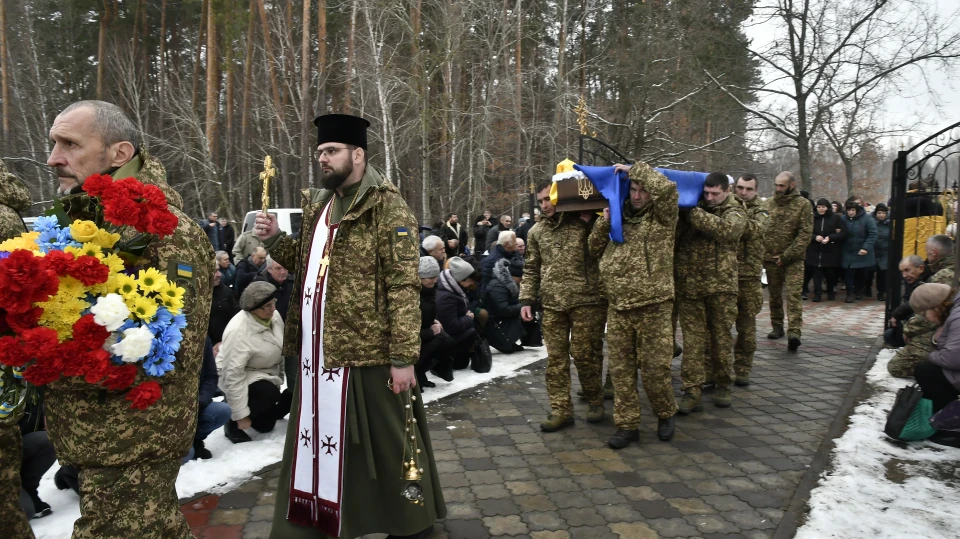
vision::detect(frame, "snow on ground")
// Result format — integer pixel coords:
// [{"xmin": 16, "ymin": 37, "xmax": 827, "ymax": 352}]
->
[
  {"xmin": 796, "ymin": 348, "xmax": 960, "ymax": 539},
  {"xmin": 30, "ymin": 345, "xmax": 544, "ymax": 538}
]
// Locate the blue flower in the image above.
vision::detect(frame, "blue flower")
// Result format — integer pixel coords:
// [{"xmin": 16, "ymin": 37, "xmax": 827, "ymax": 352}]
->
[
  {"xmin": 143, "ymin": 353, "xmax": 175, "ymax": 377},
  {"xmin": 146, "ymin": 307, "xmax": 173, "ymax": 334},
  {"xmin": 32, "ymin": 216, "xmax": 61, "ymax": 234},
  {"xmin": 0, "ymin": 252, "xmax": 9, "ymax": 260}
]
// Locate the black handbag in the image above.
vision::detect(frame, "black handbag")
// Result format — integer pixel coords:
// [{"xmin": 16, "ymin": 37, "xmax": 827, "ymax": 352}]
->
[
  {"xmin": 884, "ymin": 384, "xmax": 936, "ymax": 441},
  {"xmin": 472, "ymin": 340, "xmax": 493, "ymax": 373}
]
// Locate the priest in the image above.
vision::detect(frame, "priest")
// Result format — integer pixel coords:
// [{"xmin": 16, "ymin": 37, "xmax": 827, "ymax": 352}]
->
[{"xmin": 255, "ymin": 114, "xmax": 445, "ymax": 539}]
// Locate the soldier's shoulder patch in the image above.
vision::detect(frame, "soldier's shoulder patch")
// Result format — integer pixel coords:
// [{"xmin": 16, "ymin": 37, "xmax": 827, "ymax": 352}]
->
[
  {"xmin": 393, "ymin": 226, "xmax": 417, "ymax": 261},
  {"xmin": 167, "ymin": 260, "xmax": 198, "ymax": 318}
]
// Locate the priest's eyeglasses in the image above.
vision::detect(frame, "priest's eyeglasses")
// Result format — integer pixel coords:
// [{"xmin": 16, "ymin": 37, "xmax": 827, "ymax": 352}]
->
[{"xmin": 315, "ymin": 146, "xmax": 352, "ymax": 160}]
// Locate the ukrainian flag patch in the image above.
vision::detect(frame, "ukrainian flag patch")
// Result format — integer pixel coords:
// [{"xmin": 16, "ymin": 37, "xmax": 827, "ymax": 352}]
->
[
  {"xmin": 177, "ymin": 263, "xmax": 193, "ymax": 278},
  {"xmin": 396, "ymin": 227, "xmax": 409, "ymax": 237}
]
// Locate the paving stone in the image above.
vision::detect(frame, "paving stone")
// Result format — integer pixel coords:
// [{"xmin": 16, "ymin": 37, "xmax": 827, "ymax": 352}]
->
[
  {"xmin": 629, "ymin": 499, "xmax": 683, "ymax": 519},
  {"xmin": 477, "ymin": 497, "xmax": 521, "ymax": 516},
  {"xmin": 484, "ymin": 515, "xmax": 529, "ymax": 536},
  {"xmin": 569, "ymin": 525, "xmax": 619, "ymax": 539},
  {"xmin": 443, "ymin": 519, "xmax": 491, "ymax": 538},
  {"xmin": 530, "ymin": 532, "xmax": 571, "ymax": 539},
  {"xmin": 218, "ymin": 491, "xmax": 258, "ymax": 509},
  {"xmin": 618, "ymin": 486, "xmax": 664, "ymax": 501},
  {"xmin": 548, "ymin": 491, "xmax": 594, "ymax": 509},
  {"xmin": 248, "ymin": 504, "xmax": 274, "ymax": 522},
  {"xmin": 647, "ymin": 517, "xmax": 702, "ymax": 537},
  {"xmin": 666, "ymin": 497, "xmax": 717, "ymax": 515},
  {"xmin": 652, "ymin": 482, "xmax": 700, "ymax": 499},
  {"xmin": 607, "ymin": 521, "xmax": 660, "ymax": 538},
  {"xmin": 538, "ymin": 477, "xmax": 580, "ymax": 492},
  {"xmin": 466, "ymin": 470, "xmax": 503, "ymax": 485},
  {"xmin": 209, "ymin": 508, "xmax": 250, "ymax": 525},
  {"xmin": 684, "ymin": 514, "xmax": 741, "ymax": 534},
  {"xmin": 725, "ymin": 509, "xmax": 777, "ymax": 530},
  {"xmin": 522, "ymin": 510, "xmax": 566, "ymax": 531},
  {"xmin": 595, "ymin": 503, "xmax": 644, "ymax": 523},
  {"xmin": 516, "ymin": 494, "xmax": 559, "ymax": 512}
]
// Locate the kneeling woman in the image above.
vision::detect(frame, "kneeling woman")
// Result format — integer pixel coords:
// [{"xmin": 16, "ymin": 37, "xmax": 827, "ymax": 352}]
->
[{"xmin": 219, "ymin": 281, "xmax": 293, "ymax": 443}]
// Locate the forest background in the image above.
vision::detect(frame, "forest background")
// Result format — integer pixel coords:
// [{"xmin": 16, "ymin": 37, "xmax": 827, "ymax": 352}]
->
[{"xmin": 1, "ymin": 0, "xmax": 957, "ymax": 223}]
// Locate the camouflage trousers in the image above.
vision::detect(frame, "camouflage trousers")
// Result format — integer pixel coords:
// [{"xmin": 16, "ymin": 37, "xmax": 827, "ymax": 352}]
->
[
  {"xmin": 543, "ymin": 305, "xmax": 606, "ymax": 417},
  {"xmin": 733, "ymin": 278, "xmax": 764, "ymax": 376},
  {"xmin": 72, "ymin": 459, "xmax": 192, "ymax": 539},
  {"xmin": 765, "ymin": 260, "xmax": 804, "ymax": 338},
  {"xmin": 888, "ymin": 319, "xmax": 938, "ymax": 378},
  {"xmin": 0, "ymin": 425, "xmax": 34, "ymax": 539},
  {"xmin": 679, "ymin": 293, "xmax": 739, "ymax": 396},
  {"xmin": 607, "ymin": 301, "xmax": 678, "ymax": 429}
]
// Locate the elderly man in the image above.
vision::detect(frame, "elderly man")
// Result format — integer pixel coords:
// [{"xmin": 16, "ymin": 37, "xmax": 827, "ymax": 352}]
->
[
  {"xmin": 884, "ymin": 256, "xmax": 929, "ymax": 348},
  {"xmin": 763, "ymin": 171, "xmax": 813, "ymax": 351},
  {"xmin": 236, "ymin": 246, "xmax": 268, "ymax": 296},
  {"xmin": 44, "ymin": 100, "xmax": 214, "ymax": 538},
  {"xmin": 485, "ymin": 214, "xmax": 514, "ymax": 252},
  {"xmin": 482, "ymin": 230, "xmax": 519, "ymax": 292},
  {"xmin": 255, "ymin": 114, "xmax": 444, "ymax": 538},
  {"xmin": 516, "ymin": 237, "xmax": 526, "ymax": 257},
  {"xmin": 422, "ymin": 234, "xmax": 446, "ymax": 266},
  {"xmin": 216, "ymin": 250, "xmax": 237, "ymax": 289}
]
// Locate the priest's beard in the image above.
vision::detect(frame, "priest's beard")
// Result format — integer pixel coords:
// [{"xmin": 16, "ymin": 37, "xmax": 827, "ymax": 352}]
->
[{"xmin": 320, "ymin": 161, "xmax": 354, "ymax": 190}]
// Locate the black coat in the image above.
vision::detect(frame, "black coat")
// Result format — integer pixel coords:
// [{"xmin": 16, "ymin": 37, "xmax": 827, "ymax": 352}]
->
[
  {"xmin": 473, "ymin": 216, "xmax": 493, "ymax": 251},
  {"xmin": 481, "ymin": 245, "xmax": 519, "ymax": 293},
  {"xmin": 874, "ymin": 216, "xmax": 891, "ymax": 270},
  {"xmin": 805, "ymin": 211, "xmax": 847, "ymax": 268},
  {"xmin": 435, "ymin": 272, "xmax": 476, "ymax": 341},
  {"xmin": 208, "ymin": 283, "xmax": 240, "ymax": 344},
  {"xmin": 420, "ymin": 285, "xmax": 439, "ymax": 342},
  {"xmin": 253, "ymin": 270, "xmax": 294, "ymax": 321},
  {"xmin": 516, "ymin": 220, "xmax": 534, "ymax": 242},
  {"xmin": 235, "ymin": 256, "xmax": 264, "ymax": 297},
  {"xmin": 482, "ymin": 260, "xmax": 524, "ymax": 353},
  {"xmin": 198, "ymin": 336, "xmax": 219, "ymax": 410},
  {"xmin": 440, "ymin": 222, "xmax": 469, "ymax": 257},
  {"xmin": 219, "ymin": 224, "xmax": 236, "ymax": 257}
]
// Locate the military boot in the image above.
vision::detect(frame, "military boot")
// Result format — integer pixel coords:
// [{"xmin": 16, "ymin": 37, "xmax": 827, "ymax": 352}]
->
[
  {"xmin": 540, "ymin": 414, "xmax": 574, "ymax": 432},
  {"xmin": 657, "ymin": 415, "xmax": 675, "ymax": 441},
  {"xmin": 607, "ymin": 429, "xmax": 640, "ymax": 449},
  {"xmin": 714, "ymin": 386, "xmax": 732, "ymax": 408},
  {"xmin": 845, "ymin": 291, "xmax": 855, "ymax": 303},
  {"xmin": 677, "ymin": 390, "xmax": 703, "ymax": 415},
  {"xmin": 586, "ymin": 404, "xmax": 605, "ymax": 423},
  {"xmin": 788, "ymin": 336, "xmax": 801, "ymax": 351},
  {"xmin": 767, "ymin": 327, "xmax": 785, "ymax": 339},
  {"xmin": 734, "ymin": 373, "xmax": 751, "ymax": 387},
  {"xmin": 673, "ymin": 343, "xmax": 683, "ymax": 358},
  {"xmin": 702, "ymin": 375, "xmax": 716, "ymax": 390},
  {"xmin": 603, "ymin": 374, "xmax": 614, "ymax": 400}
]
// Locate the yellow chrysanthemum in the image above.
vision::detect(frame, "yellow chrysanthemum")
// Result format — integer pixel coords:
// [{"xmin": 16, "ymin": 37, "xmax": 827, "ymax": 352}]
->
[
  {"xmin": 93, "ymin": 229, "xmax": 122, "ymax": 249},
  {"xmin": 161, "ymin": 296, "xmax": 184, "ymax": 314},
  {"xmin": 137, "ymin": 267, "xmax": 164, "ymax": 293},
  {"xmin": 57, "ymin": 276, "xmax": 85, "ymax": 298},
  {"xmin": 37, "ymin": 288, "xmax": 90, "ymax": 341},
  {"xmin": 158, "ymin": 281, "xmax": 185, "ymax": 302},
  {"xmin": 115, "ymin": 274, "xmax": 139, "ymax": 298},
  {"xmin": 75, "ymin": 243, "xmax": 104, "ymax": 259},
  {"xmin": 130, "ymin": 295, "xmax": 158, "ymax": 321},
  {"xmin": 102, "ymin": 253, "xmax": 126, "ymax": 275},
  {"xmin": 0, "ymin": 232, "xmax": 41, "ymax": 252},
  {"xmin": 69, "ymin": 220, "xmax": 99, "ymax": 243}
]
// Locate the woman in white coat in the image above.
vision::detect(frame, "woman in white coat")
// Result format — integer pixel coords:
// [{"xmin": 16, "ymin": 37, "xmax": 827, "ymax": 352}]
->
[{"xmin": 218, "ymin": 281, "xmax": 293, "ymax": 443}]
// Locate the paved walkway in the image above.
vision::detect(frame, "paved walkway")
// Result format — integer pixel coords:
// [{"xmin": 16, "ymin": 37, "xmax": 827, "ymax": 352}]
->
[{"xmin": 183, "ymin": 296, "xmax": 886, "ymax": 539}]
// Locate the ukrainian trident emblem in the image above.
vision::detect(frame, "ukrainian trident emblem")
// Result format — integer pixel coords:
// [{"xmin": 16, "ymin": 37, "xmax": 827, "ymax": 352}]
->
[{"xmin": 577, "ymin": 176, "xmax": 595, "ymax": 200}]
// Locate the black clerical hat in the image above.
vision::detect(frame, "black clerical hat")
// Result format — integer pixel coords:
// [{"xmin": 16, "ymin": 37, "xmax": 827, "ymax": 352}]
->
[{"xmin": 314, "ymin": 114, "xmax": 371, "ymax": 150}]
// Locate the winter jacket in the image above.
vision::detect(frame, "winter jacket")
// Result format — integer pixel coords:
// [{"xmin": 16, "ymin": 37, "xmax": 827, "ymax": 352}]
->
[
  {"xmin": 764, "ymin": 189, "xmax": 814, "ymax": 265},
  {"xmin": 805, "ymin": 211, "xmax": 847, "ymax": 268},
  {"xmin": 235, "ymin": 256, "xmax": 265, "ymax": 297},
  {"xmin": 484, "ymin": 259, "xmax": 525, "ymax": 353},
  {"xmin": 874, "ymin": 214, "xmax": 891, "ymax": 270},
  {"xmin": 219, "ymin": 262, "xmax": 237, "ymax": 289},
  {"xmin": 521, "ymin": 211, "xmax": 604, "ymax": 311},
  {"xmin": 675, "ymin": 191, "xmax": 746, "ymax": 298},
  {"xmin": 209, "ymin": 283, "xmax": 241, "ymax": 344},
  {"xmin": 485, "ymin": 223, "xmax": 511, "ymax": 253},
  {"xmin": 232, "ymin": 231, "xmax": 263, "ymax": 261},
  {"xmin": 262, "ymin": 165, "xmax": 421, "ymax": 368},
  {"xmin": 928, "ymin": 292, "xmax": 960, "ymax": 390},
  {"xmin": 841, "ymin": 206, "xmax": 878, "ymax": 269},
  {"xmin": 516, "ymin": 220, "xmax": 535, "ymax": 243},
  {"xmin": 890, "ymin": 270, "xmax": 932, "ymax": 322},
  {"xmin": 928, "ymin": 256, "xmax": 956, "ymax": 285},
  {"xmin": 473, "ymin": 217, "xmax": 493, "ymax": 251},
  {"xmin": 253, "ymin": 270, "xmax": 294, "ymax": 321},
  {"xmin": 435, "ymin": 269, "xmax": 477, "ymax": 342},
  {"xmin": 481, "ymin": 244, "xmax": 519, "ymax": 292},
  {"xmin": 737, "ymin": 195, "xmax": 769, "ymax": 279},
  {"xmin": 440, "ymin": 221, "xmax": 469, "ymax": 258},
  {"xmin": 420, "ymin": 285, "xmax": 439, "ymax": 343},
  {"xmin": 220, "ymin": 223, "xmax": 237, "ymax": 256},
  {"xmin": 217, "ymin": 310, "xmax": 285, "ymax": 421},
  {"xmin": 199, "ymin": 337, "xmax": 219, "ymax": 411},
  {"xmin": 202, "ymin": 220, "xmax": 222, "ymax": 250},
  {"xmin": 589, "ymin": 163, "xmax": 679, "ymax": 309}
]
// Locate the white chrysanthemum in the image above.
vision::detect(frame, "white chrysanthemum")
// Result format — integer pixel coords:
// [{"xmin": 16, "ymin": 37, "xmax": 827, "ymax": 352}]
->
[
  {"xmin": 112, "ymin": 326, "xmax": 154, "ymax": 363},
  {"xmin": 90, "ymin": 293, "xmax": 131, "ymax": 331}
]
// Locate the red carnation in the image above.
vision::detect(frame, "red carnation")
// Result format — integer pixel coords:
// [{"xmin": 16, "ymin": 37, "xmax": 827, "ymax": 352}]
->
[
  {"xmin": 102, "ymin": 196, "xmax": 141, "ymax": 228},
  {"xmin": 68, "ymin": 256, "xmax": 110, "ymax": 286},
  {"xmin": 44, "ymin": 250, "xmax": 75, "ymax": 276},
  {"xmin": 73, "ymin": 314, "xmax": 109, "ymax": 350},
  {"xmin": 0, "ymin": 336, "xmax": 27, "ymax": 367},
  {"xmin": 140, "ymin": 185, "xmax": 168, "ymax": 209},
  {"xmin": 101, "ymin": 364, "xmax": 138, "ymax": 391},
  {"xmin": 57, "ymin": 340, "xmax": 86, "ymax": 377},
  {"xmin": 82, "ymin": 174, "xmax": 115, "ymax": 198},
  {"xmin": 145, "ymin": 209, "xmax": 179, "ymax": 238},
  {"xmin": 19, "ymin": 327, "xmax": 59, "ymax": 363},
  {"xmin": 114, "ymin": 177, "xmax": 145, "ymax": 199},
  {"xmin": 82, "ymin": 349, "xmax": 111, "ymax": 384},
  {"xmin": 6, "ymin": 307, "xmax": 43, "ymax": 333},
  {"xmin": 126, "ymin": 381, "xmax": 162, "ymax": 409},
  {"xmin": 0, "ymin": 251, "xmax": 60, "ymax": 311},
  {"xmin": 23, "ymin": 361, "xmax": 61, "ymax": 386}
]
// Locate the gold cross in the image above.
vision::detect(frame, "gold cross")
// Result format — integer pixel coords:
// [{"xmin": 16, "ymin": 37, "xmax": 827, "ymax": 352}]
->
[
  {"xmin": 318, "ymin": 257, "xmax": 330, "ymax": 279},
  {"xmin": 260, "ymin": 156, "xmax": 277, "ymax": 217}
]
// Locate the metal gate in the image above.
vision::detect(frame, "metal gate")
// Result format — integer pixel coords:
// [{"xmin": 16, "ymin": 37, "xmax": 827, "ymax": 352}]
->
[{"xmin": 886, "ymin": 121, "xmax": 960, "ymax": 319}]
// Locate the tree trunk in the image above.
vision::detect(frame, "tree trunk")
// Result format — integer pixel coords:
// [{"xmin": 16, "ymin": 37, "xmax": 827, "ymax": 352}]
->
[
  {"xmin": 97, "ymin": 0, "xmax": 113, "ymax": 100},
  {"xmin": 157, "ymin": 0, "xmax": 168, "ymax": 132},
  {"xmin": 240, "ymin": 0, "xmax": 256, "ymax": 220},
  {"xmin": 346, "ymin": 0, "xmax": 357, "ymax": 111},
  {"xmin": 843, "ymin": 156, "xmax": 854, "ymax": 197},
  {"xmin": 205, "ymin": 0, "xmax": 219, "ymax": 163},
  {"xmin": 0, "ymin": 0, "xmax": 9, "ymax": 152},
  {"xmin": 256, "ymin": 0, "xmax": 284, "ymax": 128},
  {"xmin": 317, "ymin": 0, "xmax": 328, "ymax": 113},
  {"xmin": 192, "ymin": 0, "xmax": 209, "ymax": 113},
  {"xmin": 554, "ymin": 0, "xmax": 568, "ymax": 153},
  {"xmin": 300, "ymin": 0, "xmax": 313, "ymax": 189}
]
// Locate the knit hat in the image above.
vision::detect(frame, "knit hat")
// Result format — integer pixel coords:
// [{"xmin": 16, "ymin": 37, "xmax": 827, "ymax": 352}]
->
[
  {"xmin": 241, "ymin": 281, "xmax": 278, "ymax": 312},
  {"xmin": 875, "ymin": 203, "xmax": 888, "ymax": 213},
  {"xmin": 909, "ymin": 283, "xmax": 953, "ymax": 313},
  {"xmin": 508, "ymin": 257, "xmax": 525, "ymax": 278},
  {"xmin": 816, "ymin": 198, "xmax": 830, "ymax": 208},
  {"xmin": 448, "ymin": 256, "xmax": 474, "ymax": 282},
  {"xmin": 418, "ymin": 256, "xmax": 440, "ymax": 279}
]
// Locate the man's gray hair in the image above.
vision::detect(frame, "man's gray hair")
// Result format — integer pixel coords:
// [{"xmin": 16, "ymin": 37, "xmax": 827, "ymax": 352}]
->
[
  {"xmin": 265, "ymin": 255, "xmax": 275, "ymax": 269},
  {"xmin": 901, "ymin": 255, "xmax": 924, "ymax": 268},
  {"xmin": 926, "ymin": 234, "xmax": 953, "ymax": 255},
  {"xmin": 215, "ymin": 250, "xmax": 229, "ymax": 261},
  {"xmin": 252, "ymin": 246, "xmax": 267, "ymax": 257},
  {"xmin": 422, "ymin": 235, "xmax": 443, "ymax": 251},
  {"xmin": 497, "ymin": 230, "xmax": 517, "ymax": 246},
  {"xmin": 61, "ymin": 100, "xmax": 141, "ymax": 152}
]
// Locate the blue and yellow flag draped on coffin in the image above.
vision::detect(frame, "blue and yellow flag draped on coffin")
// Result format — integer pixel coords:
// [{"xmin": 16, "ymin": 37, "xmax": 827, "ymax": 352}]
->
[{"xmin": 550, "ymin": 159, "xmax": 709, "ymax": 244}]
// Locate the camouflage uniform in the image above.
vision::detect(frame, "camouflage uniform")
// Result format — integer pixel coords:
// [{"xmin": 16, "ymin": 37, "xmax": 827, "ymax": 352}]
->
[
  {"xmin": 588, "ymin": 163, "xmax": 679, "ymax": 428},
  {"xmin": 763, "ymin": 189, "xmax": 814, "ymax": 339},
  {"xmin": 45, "ymin": 154, "xmax": 214, "ymax": 539},
  {"xmin": 733, "ymin": 195, "xmax": 769, "ymax": 378},
  {"xmin": 265, "ymin": 165, "xmax": 445, "ymax": 538},
  {"xmin": 0, "ymin": 160, "xmax": 34, "ymax": 539},
  {"xmin": 676, "ymin": 194, "xmax": 746, "ymax": 397},
  {"xmin": 888, "ymin": 256, "xmax": 955, "ymax": 378},
  {"xmin": 521, "ymin": 212, "xmax": 606, "ymax": 417}
]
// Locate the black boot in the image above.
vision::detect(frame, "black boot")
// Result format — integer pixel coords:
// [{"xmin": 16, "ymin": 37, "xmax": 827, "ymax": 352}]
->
[
  {"xmin": 430, "ymin": 359, "xmax": 454, "ymax": 382},
  {"xmin": 607, "ymin": 429, "xmax": 640, "ymax": 449},
  {"xmin": 193, "ymin": 439, "xmax": 213, "ymax": 460},
  {"xmin": 845, "ymin": 291, "xmax": 855, "ymax": 303},
  {"xmin": 788, "ymin": 336, "xmax": 801, "ymax": 351},
  {"xmin": 225, "ymin": 420, "xmax": 252, "ymax": 444},
  {"xmin": 812, "ymin": 292, "xmax": 822, "ymax": 302},
  {"xmin": 767, "ymin": 327, "xmax": 785, "ymax": 339},
  {"xmin": 877, "ymin": 292, "xmax": 886, "ymax": 301},
  {"xmin": 827, "ymin": 291, "xmax": 836, "ymax": 300},
  {"xmin": 657, "ymin": 416, "xmax": 675, "ymax": 441}
]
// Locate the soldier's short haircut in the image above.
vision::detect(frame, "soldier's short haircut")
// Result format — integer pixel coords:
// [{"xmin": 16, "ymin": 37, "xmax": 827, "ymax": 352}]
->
[
  {"xmin": 422, "ymin": 235, "xmax": 443, "ymax": 251},
  {"xmin": 536, "ymin": 180, "xmax": 552, "ymax": 194},
  {"xmin": 61, "ymin": 100, "xmax": 141, "ymax": 153},
  {"xmin": 739, "ymin": 173, "xmax": 758, "ymax": 185},
  {"xmin": 901, "ymin": 255, "xmax": 924, "ymax": 268},
  {"xmin": 497, "ymin": 230, "xmax": 517, "ymax": 246},
  {"xmin": 704, "ymin": 172, "xmax": 730, "ymax": 191},
  {"xmin": 926, "ymin": 234, "xmax": 953, "ymax": 255}
]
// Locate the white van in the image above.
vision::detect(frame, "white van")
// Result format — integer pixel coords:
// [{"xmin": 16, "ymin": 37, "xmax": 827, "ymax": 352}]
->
[{"xmin": 241, "ymin": 208, "xmax": 303, "ymax": 238}]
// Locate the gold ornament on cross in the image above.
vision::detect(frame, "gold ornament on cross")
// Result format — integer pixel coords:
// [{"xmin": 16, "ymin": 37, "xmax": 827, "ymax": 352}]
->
[{"xmin": 260, "ymin": 155, "xmax": 277, "ymax": 217}]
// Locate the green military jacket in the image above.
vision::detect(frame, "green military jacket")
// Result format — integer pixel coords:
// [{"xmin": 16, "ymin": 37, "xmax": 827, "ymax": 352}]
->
[
  {"xmin": 45, "ymin": 153, "xmax": 215, "ymax": 467},
  {"xmin": 263, "ymin": 166, "xmax": 421, "ymax": 368},
  {"xmin": 588, "ymin": 163, "xmax": 678, "ymax": 311},
  {"xmin": 764, "ymin": 189, "xmax": 813, "ymax": 264},
  {"xmin": 675, "ymin": 192, "xmax": 746, "ymax": 298},
  {"xmin": 928, "ymin": 256, "xmax": 955, "ymax": 285},
  {"xmin": 519, "ymin": 212, "xmax": 604, "ymax": 311},
  {"xmin": 737, "ymin": 195, "xmax": 769, "ymax": 280},
  {"xmin": 0, "ymin": 160, "xmax": 31, "ymax": 428}
]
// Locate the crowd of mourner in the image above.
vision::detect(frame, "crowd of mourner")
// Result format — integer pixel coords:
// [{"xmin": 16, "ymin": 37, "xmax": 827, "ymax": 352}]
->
[{"xmin": 4, "ymin": 100, "xmax": 960, "ymax": 539}]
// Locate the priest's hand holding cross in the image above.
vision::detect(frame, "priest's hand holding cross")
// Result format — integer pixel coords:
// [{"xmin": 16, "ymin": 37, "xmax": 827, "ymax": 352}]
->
[{"xmin": 254, "ymin": 212, "xmax": 280, "ymax": 239}]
